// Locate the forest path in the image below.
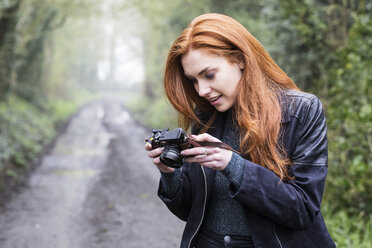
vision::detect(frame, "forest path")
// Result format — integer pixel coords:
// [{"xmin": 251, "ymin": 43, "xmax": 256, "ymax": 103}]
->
[{"xmin": 0, "ymin": 98, "xmax": 184, "ymax": 248}]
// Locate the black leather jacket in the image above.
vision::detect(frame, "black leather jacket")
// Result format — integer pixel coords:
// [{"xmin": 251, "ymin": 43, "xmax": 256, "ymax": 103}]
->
[{"xmin": 158, "ymin": 90, "xmax": 336, "ymax": 248}]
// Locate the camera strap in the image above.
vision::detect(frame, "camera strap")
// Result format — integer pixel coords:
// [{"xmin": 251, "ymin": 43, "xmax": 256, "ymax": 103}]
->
[
  {"xmin": 194, "ymin": 111, "xmax": 240, "ymax": 154},
  {"xmin": 199, "ymin": 111, "xmax": 218, "ymax": 134},
  {"xmin": 186, "ymin": 134, "xmax": 241, "ymax": 155}
]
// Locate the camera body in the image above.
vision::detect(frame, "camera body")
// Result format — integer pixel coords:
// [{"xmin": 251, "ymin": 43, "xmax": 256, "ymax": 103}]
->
[{"xmin": 145, "ymin": 128, "xmax": 192, "ymax": 168}]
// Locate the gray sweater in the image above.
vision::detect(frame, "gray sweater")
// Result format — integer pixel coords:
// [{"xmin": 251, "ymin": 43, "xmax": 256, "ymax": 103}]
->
[{"xmin": 160, "ymin": 111, "xmax": 249, "ymax": 235}]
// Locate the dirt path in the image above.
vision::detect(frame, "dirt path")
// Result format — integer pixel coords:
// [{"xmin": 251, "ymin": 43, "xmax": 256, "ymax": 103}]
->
[{"xmin": 0, "ymin": 99, "xmax": 184, "ymax": 248}]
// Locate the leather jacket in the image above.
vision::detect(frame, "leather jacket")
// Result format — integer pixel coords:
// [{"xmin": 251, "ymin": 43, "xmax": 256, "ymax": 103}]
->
[{"xmin": 158, "ymin": 90, "xmax": 336, "ymax": 248}]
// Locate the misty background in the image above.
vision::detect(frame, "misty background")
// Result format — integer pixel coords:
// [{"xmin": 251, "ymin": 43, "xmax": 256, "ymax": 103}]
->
[{"xmin": 0, "ymin": 0, "xmax": 371, "ymax": 247}]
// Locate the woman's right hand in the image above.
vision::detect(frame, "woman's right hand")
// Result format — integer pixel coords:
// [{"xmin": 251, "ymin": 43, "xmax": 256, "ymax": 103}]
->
[{"xmin": 145, "ymin": 143, "xmax": 175, "ymax": 173}]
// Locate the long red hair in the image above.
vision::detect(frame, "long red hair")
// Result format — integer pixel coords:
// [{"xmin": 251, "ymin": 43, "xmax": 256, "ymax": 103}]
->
[{"xmin": 164, "ymin": 13, "xmax": 299, "ymax": 180}]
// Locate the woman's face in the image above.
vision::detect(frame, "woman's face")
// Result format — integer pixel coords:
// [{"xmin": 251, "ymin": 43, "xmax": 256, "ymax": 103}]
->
[{"xmin": 181, "ymin": 49, "xmax": 243, "ymax": 112}]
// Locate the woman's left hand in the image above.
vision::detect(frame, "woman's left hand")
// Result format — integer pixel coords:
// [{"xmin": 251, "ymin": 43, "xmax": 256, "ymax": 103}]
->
[{"xmin": 181, "ymin": 133, "xmax": 232, "ymax": 170}]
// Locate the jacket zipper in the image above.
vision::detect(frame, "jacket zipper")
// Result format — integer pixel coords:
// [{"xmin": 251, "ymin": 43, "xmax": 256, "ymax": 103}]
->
[
  {"xmin": 188, "ymin": 166, "xmax": 208, "ymax": 248},
  {"xmin": 273, "ymin": 223, "xmax": 283, "ymax": 248}
]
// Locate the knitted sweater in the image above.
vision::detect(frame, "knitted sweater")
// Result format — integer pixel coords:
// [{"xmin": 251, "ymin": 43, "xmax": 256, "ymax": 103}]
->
[{"xmin": 160, "ymin": 111, "xmax": 249, "ymax": 235}]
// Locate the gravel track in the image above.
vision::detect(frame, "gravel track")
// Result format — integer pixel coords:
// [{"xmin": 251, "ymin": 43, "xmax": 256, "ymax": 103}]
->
[{"xmin": 0, "ymin": 99, "xmax": 184, "ymax": 248}]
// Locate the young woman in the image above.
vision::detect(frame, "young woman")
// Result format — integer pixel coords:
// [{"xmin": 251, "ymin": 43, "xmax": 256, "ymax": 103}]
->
[{"xmin": 145, "ymin": 13, "xmax": 335, "ymax": 248}]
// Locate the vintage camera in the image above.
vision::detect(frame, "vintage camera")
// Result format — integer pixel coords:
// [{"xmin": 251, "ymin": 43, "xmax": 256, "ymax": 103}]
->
[{"xmin": 145, "ymin": 128, "xmax": 192, "ymax": 168}]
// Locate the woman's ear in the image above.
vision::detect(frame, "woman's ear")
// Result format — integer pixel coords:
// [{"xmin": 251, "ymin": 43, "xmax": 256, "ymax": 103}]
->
[{"xmin": 239, "ymin": 60, "xmax": 245, "ymax": 70}]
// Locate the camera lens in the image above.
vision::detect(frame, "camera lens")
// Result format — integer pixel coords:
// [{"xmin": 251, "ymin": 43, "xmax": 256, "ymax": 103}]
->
[{"xmin": 160, "ymin": 144, "xmax": 183, "ymax": 168}]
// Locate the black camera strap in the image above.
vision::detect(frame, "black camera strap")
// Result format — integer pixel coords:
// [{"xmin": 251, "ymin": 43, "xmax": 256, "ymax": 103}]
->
[
  {"xmin": 186, "ymin": 134, "xmax": 241, "ymax": 155},
  {"xmin": 194, "ymin": 111, "xmax": 240, "ymax": 154}
]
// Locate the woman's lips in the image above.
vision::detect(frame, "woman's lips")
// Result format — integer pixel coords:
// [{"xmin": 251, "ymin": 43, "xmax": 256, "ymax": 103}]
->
[{"xmin": 209, "ymin": 95, "xmax": 222, "ymax": 105}]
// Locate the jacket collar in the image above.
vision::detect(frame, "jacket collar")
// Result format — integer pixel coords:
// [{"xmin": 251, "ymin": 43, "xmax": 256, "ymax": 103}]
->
[
  {"xmin": 206, "ymin": 110, "xmax": 228, "ymax": 140},
  {"xmin": 279, "ymin": 91, "xmax": 291, "ymax": 124}
]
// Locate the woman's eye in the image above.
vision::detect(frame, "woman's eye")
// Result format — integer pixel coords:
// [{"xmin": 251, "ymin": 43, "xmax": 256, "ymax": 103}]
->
[
  {"xmin": 189, "ymin": 78, "xmax": 197, "ymax": 84},
  {"xmin": 206, "ymin": 72, "xmax": 215, "ymax": 79}
]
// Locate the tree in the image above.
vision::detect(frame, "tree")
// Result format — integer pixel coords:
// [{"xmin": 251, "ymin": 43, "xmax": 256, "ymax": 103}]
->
[{"xmin": 0, "ymin": 0, "xmax": 22, "ymax": 99}]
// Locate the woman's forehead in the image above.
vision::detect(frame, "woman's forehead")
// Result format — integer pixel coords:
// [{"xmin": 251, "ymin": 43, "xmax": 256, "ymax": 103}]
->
[{"xmin": 181, "ymin": 50, "xmax": 222, "ymax": 73}]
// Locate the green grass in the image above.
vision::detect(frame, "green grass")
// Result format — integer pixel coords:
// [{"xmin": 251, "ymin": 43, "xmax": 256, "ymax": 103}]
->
[
  {"xmin": 323, "ymin": 205, "xmax": 372, "ymax": 248},
  {"xmin": 0, "ymin": 90, "xmax": 100, "ymax": 191}
]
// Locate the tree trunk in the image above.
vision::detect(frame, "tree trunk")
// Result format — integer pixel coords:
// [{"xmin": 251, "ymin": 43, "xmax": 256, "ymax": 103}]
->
[{"xmin": 0, "ymin": 0, "xmax": 22, "ymax": 99}]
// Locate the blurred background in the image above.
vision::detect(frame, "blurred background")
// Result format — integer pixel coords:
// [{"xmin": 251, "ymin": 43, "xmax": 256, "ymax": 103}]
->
[{"xmin": 0, "ymin": 0, "xmax": 371, "ymax": 247}]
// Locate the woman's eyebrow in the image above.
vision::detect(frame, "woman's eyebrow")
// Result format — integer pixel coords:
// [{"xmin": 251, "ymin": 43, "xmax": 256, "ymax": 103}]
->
[
  {"xmin": 184, "ymin": 74, "xmax": 193, "ymax": 79},
  {"xmin": 198, "ymin": 66, "xmax": 210, "ymax": 75},
  {"xmin": 184, "ymin": 66, "xmax": 211, "ymax": 78}
]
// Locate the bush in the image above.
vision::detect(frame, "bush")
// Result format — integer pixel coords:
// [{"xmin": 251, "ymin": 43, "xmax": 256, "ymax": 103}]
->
[
  {"xmin": 0, "ymin": 95, "xmax": 56, "ymax": 169},
  {"xmin": 324, "ymin": 14, "xmax": 372, "ymax": 218},
  {"xmin": 0, "ymin": 94, "xmax": 84, "ymax": 194},
  {"xmin": 323, "ymin": 206, "xmax": 372, "ymax": 248}
]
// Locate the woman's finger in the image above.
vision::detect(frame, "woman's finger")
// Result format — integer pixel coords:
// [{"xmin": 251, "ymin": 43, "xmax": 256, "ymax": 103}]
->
[
  {"xmin": 184, "ymin": 147, "xmax": 232, "ymax": 170},
  {"xmin": 147, "ymin": 147, "xmax": 165, "ymax": 158},
  {"xmin": 191, "ymin": 133, "xmax": 221, "ymax": 143},
  {"xmin": 145, "ymin": 142, "xmax": 152, "ymax": 150},
  {"xmin": 181, "ymin": 146, "xmax": 215, "ymax": 157},
  {"xmin": 153, "ymin": 156, "xmax": 162, "ymax": 165},
  {"xmin": 185, "ymin": 153, "xmax": 212, "ymax": 163}
]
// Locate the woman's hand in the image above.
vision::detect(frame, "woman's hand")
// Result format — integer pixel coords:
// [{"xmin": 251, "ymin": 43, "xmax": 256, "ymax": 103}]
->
[
  {"xmin": 145, "ymin": 143, "xmax": 175, "ymax": 173},
  {"xmin": 181, "ymin": 133, "xmax": 232, "ymax": 170}
]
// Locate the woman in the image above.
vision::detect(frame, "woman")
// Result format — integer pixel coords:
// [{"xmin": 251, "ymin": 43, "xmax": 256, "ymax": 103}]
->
[{"xmin": 145, "ymin": 13, "xmax": 335, "ymax": 248}]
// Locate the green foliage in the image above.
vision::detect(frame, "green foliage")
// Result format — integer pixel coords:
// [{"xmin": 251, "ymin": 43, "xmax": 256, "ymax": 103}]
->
[
  {"xmin": 261, "ymin": 0, "xmax": 372, "ymax": 242},
  {"xmin": 323, "ymin": 207, "xmax": 372, "ymax": 248},
  {"xmin": 0, "ymin": 0, "xmax": 120, "ymax": 191},
  {"xmin": 48, "ymin": 15, "xmax": 106, "ymax": 94},
  {"xmin": 126, "ymin": 94, "xmax": 178, "ymax": 129},
  {"xmin": 0, "ymin": 95, "xmax": 56, "ymax": 169},
  {"xmin": 0, "ymin": 0, "xmax": 100, "ymax": 102},
  {"xmin": 324, "ymin": 13, "xmax": 372, "ymax": 217},
  {"xmin": 0, "ymin": 0, "xmax": 21, "ymax": 99},
  {"xmin": 0, "ymin": 89, "xmax": 96, "ymax": 173}
]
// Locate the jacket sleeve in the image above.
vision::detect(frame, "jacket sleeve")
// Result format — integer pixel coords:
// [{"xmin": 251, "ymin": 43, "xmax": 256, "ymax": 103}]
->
[
  {"xmin": 157, "ymin": 111, "xmax": 208, "ymax": 222},
  {"xmin": 231, "ymin": 97, "xmax": 328, "ymax": 230},
  {"xmin": 158, "ymin": 161, "xmax": 194, "ymax": 222}
]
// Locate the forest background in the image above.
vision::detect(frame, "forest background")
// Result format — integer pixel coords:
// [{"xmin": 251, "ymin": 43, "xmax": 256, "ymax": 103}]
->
[{"xmin": 0, "ymin": 0, "xmax": 371, "ymax": 247}]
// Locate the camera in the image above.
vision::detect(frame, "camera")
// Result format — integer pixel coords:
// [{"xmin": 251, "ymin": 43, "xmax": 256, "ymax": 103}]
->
[{"xmin": 145, "ymin": 128, "xmax": 192, "ymax": 168}]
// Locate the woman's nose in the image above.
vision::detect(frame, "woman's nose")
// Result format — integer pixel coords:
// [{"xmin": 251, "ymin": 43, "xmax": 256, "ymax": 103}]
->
[{"xmin": 197, "ymin": 81, "xmax": 211, "ymax": 97}]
